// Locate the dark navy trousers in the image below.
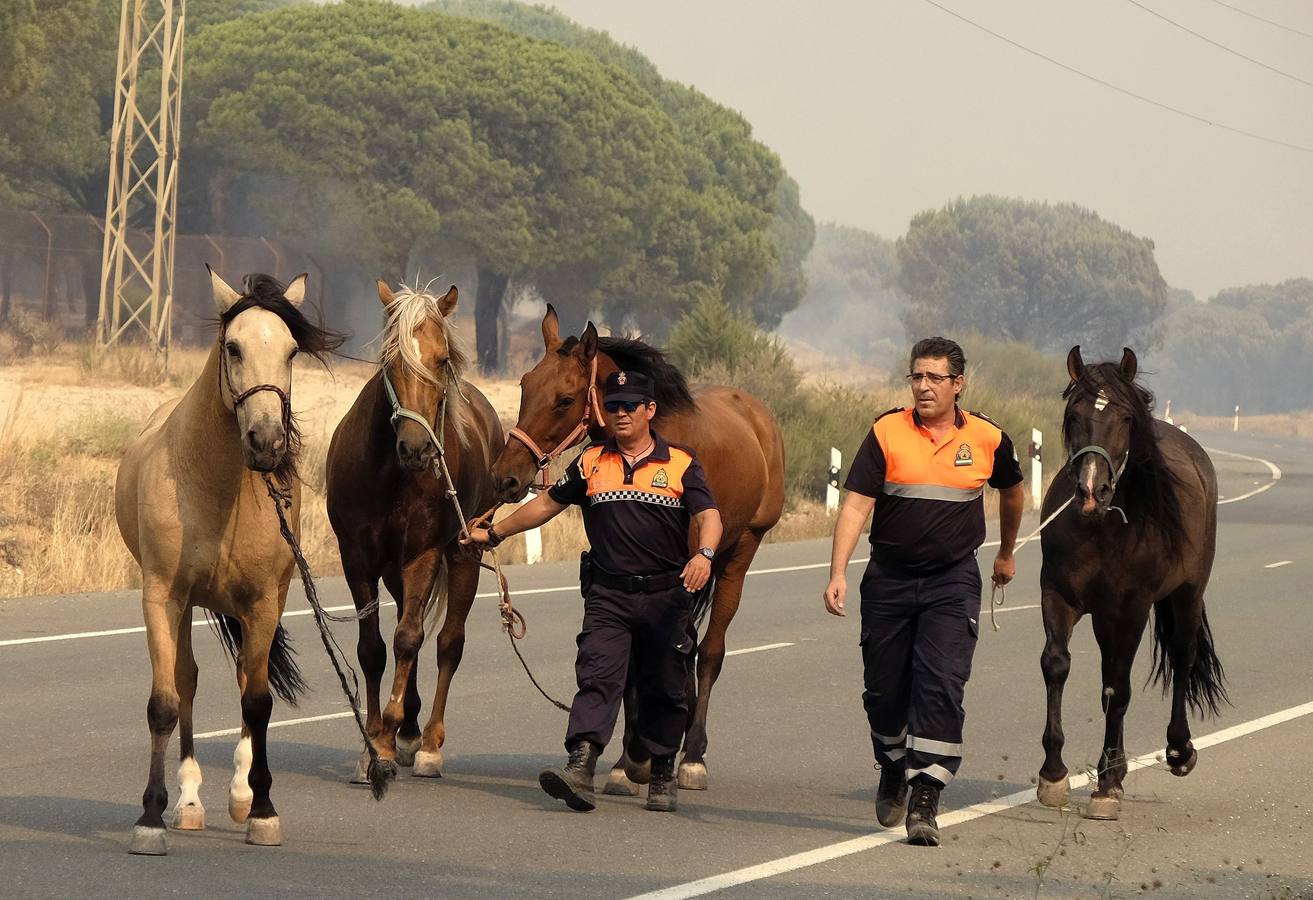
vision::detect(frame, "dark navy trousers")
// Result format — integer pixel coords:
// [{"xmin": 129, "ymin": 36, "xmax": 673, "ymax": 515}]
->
[{"xmin": 859, "ymin": 553, "xmax": 982, "ymax": 787}]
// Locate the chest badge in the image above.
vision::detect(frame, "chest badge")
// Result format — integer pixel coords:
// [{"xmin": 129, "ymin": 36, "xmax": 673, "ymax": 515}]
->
[
  {"xmin": 651, "ymin": 468, "xmax": 670, "ymax": 488},
  {"xmin": 954, "ymin": 443, "xmax": 974, "ymax": 467}
]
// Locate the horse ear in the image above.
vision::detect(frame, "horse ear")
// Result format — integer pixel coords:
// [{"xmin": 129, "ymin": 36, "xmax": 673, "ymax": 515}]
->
[
  {"xmin": 1119, "ymin": 347, "xmax": 1137, "ymax": 381},
  {"xmin": 376, "ymin": 279, "xmax": 396, "ymax": 308},
  {"xmin": 580, "ymin": 321, "xmax": 599, "ymax": 361},
  {"xmin": 207, "ymin": 264, "xmax": 241, "ymax": 313},
  {"xmin": 542, "ymin": 304, "xmax": 561, "ymax": 349},
  {"xmin": 1066, "ymin": 345, "xmax": 1084, "ymax": 383},
  {"xmin": 283, "ymin": 272, "xmax": 308, "ymax": 307},
  {"xmin": 438, "ymin": 284, "xmax": 458, "ymax": 317}
]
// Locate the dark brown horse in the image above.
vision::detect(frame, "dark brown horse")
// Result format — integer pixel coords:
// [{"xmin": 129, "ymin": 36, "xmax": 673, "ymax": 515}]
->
[
  {"xmin": 490, "ymin": 306, "xmax": 785, "ymax": 793},
  {"xmin": 325, "ymin": 281, "xmax": 503, "ymax": 780},
  {"xmin": 1036, "ymin": 346, "xmax": 1226, "ymax": 820}
]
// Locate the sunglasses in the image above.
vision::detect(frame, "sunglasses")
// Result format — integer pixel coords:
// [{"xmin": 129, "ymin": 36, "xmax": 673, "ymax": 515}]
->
[{"xmin": 603, "ymin": 400, "xmax": 648, "ymax": 414}]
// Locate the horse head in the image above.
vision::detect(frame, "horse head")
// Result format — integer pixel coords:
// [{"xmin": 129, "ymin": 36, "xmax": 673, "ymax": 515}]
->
[
  {"xmin": 1063, "ymin": 345, "xmax": 1142, "ymax": 520},
  {"xmin": 491, "ymin": 304, "xmax": 602, "ymax": 503}
]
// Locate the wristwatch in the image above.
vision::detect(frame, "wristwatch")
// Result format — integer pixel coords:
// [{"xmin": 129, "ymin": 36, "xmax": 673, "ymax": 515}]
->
[
  {"xmin": 698, "ymin": 547, "xmax": 715, "ymax": 561},
  {"xmin": 486, "ymin": 525, "xmax": 504, "ymax": 548}
]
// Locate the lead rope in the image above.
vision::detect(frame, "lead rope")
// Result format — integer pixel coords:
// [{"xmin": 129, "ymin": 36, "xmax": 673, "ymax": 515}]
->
[{"xmin": 988, "ymin": 495, "xmax": 1076, "ymax": 632}]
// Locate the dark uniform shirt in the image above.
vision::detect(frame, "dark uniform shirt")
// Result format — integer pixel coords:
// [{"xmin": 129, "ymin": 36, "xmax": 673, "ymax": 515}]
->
[
  {"xmin": 549, "ymin": 432, "xmax": 717, "ymax": 575},
  {"xmin": 844, "ymin": 407, "xmax": 1024, "ymax": 573}
]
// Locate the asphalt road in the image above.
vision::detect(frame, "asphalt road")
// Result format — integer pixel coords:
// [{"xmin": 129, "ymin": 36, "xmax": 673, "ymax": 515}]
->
[{"xmin": 1, "ymin": 429, "xmax": 1309, "ymax": 899}]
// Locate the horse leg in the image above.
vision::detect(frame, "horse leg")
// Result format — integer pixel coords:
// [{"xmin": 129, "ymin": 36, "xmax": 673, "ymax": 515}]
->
[
  {"xmin": 129, "ymin": 581, "xmax": 183, "ymax": 855},
  {"xmin": 1037, "ymin": 588, "xmax": 1081, "ymax": 808},
  {"xmin": 375, "ymin": 567, "xmax": 424, "ymax": 767},
  {"xmin": 345, "ymin": 565, "xmax": 387, "ymax": 783},
  {"xmin": 378, "ymin": 549, "xmax": 442, "ymax": 768},
  {"xmin": 1163, "ymin": 589, "xmax": 1202, "ymax": 777},
  {"xmin": 413, "ymin": 551, "xmax": 477, "ymax": 778},
  {"xmin": 172, "ymin": 606, "xmax": 205, "ymax": 831},
  {"xmin": 603, "ymin": 660, "xmax": 646, "ymax": 795},
  {"xmin": 1085, "ymin": 608, "xmax": 1148, "ymax": 821},
  {"xmin": 680, "ymin": 530, "xmax": 759, "ymax": 790},
  {"xmin": 236, "ymin": 609, "xmax": 282, "ymax": 846}
]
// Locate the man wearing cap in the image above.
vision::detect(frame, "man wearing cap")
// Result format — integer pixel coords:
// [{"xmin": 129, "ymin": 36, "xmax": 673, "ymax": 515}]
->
[{"xmin": 464, "ymin": 370, "xmax": 722, "ymax": 814}]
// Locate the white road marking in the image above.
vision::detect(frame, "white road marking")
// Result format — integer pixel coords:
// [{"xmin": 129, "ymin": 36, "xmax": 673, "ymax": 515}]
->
[
  {"xmin": 725, "ymin": 642, "xmax": 794, "ymax": 657},
  {"xmin": 1207, "ymin": 447, "xmax": 1282, "ymax": 505},
  {"xmin": 196, "ymin": 712, "xmax": 353, "ymax": 740},
  {"xmin": 627, "ymin": 699, "xmax": 1313, "ymax": 900},
  {"xmin": 1265, "ymin": 560, "xmax": 1293, "ymax": 569}
]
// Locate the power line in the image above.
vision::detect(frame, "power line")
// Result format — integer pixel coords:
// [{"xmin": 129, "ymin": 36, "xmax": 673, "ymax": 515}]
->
[
  {"xmin": 1125, "ymin": 0, "xmax": 1313, "ymax": 89},
  {"xmin": 1206, "ymin": 0, "xmax": 1313, "ymax": 40},
  {"xmin": 918, "ymin": 0, "xmax": 1313, "ymax": 156}
]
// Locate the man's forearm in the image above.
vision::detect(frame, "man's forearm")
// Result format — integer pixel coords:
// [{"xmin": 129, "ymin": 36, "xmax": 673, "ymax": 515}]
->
[
  {"xmin": 997, "ymin": 484, "xmax": 1024, "ymax": 554},
  {"xmin": 830, "ymin": 500, "xmax": 870, "ymax": 578},
  {"xmin": 494, "ymin": 492, "xmax": 565, "ymax": 537},
  {"xmin": 693, "ymin": 509, "xmax": 723, "ymax": 553}
]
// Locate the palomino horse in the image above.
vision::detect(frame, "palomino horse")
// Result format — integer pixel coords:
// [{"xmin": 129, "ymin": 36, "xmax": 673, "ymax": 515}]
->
[
  {"xmin": 115, "ymin": 270, "xmax": 345, "ymax": 854},
  {"xmin": 1036, "ymin": 347, "xmax": 1226, "ymax": 820},
  {"xmin": 490, "ymin": 306, "xmax": 785, "ymax": 793},
  {"xmin": 325, "ymin": 281, "xmax": 503, "ymax": 780}
]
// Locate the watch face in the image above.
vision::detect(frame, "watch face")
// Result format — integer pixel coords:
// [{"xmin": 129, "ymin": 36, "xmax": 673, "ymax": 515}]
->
[{"xmin": 700, "ymin": 548, "xmax": 714, "ymax": 560}]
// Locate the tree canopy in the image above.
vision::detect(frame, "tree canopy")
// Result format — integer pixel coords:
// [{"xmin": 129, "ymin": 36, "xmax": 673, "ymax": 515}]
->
[{"xmin": 896, "ymin": 196, "xmax": 1166, "ymax": 354}]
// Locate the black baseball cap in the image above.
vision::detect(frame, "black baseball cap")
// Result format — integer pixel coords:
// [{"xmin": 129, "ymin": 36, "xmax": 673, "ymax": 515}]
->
[{"xmin": 603, "ymin": 370, "xmax": 654, "ymax": 404}]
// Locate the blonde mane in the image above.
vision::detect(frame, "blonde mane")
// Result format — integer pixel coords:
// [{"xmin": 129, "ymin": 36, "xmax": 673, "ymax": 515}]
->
[{"xmin": 377, "ymin": 282, "xmax": 472, "ymax": 446}]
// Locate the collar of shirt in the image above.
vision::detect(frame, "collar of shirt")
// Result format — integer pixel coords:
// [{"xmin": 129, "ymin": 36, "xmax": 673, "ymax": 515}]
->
[
  {"xmin": 910, "ymin": 406, "xmax": 966, "ymax": 448},
  {"xmin": 602, "ymin": 430, "xmax": 672, "ymax": 464}
]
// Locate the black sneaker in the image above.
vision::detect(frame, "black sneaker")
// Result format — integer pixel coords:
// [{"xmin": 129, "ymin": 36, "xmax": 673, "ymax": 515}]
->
[
  {"xmin": 539, "ymin": 741, "xmax": 599, "ymax": 812},
  {"xmin": 644, "ymin": 754, "xmax": 678, "ymax": 812},
  {"xmin": 905, "ymin": 779, "xmax": 941, "ymax": 846},
  {"xmin": 875, "ymin": 762, "xmax": 907, "ymax": 827}
]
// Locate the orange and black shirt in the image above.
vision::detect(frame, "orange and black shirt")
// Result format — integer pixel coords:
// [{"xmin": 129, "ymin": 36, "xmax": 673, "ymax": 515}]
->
[
  {"xmin": 844, "ymin": 407, "xmax": 1024, "ymax": 573},
  {"xmin": 549, "ymin": 432, "xmax": 717, "ymax": 576}
]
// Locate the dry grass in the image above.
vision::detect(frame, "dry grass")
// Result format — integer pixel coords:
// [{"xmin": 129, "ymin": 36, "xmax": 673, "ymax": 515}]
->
[{"xmin": 1177, "ymin": 410, "xmax": 1313, "ymax": 441}]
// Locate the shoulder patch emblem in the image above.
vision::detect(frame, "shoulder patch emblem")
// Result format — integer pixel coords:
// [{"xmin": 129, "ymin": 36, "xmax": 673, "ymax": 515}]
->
[
  {"xmin": 955, "ymin": 443, "xmax": 974, "ymax": 467},
  {"xmin": 651, "ymin": 468, "xmax": 670, "ymax": 489}
]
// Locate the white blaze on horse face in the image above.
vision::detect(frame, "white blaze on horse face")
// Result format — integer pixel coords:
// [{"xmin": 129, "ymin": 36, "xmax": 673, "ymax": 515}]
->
[
  {"xmin": 1094, "ymin": 389, "xmax": 1111, "ymax": 412},
  {"xmin": 230, "ymin": 736, "xmax": 253, "ymax": 806},
  {"xmin": 1081, "ymin": 455, "xmax": 1100, "ymax": 509},
  {"xmin": 176, "ymin": 756, "xmax": 202, "ymax": 810}
]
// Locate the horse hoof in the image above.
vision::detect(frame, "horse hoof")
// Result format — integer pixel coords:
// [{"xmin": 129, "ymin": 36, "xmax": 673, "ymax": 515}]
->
[
  {"xmin": 678, "ymin": 761, "xmax": 709, "ymax": 791},
  {"xmin": 1036, "ymin": 776, "xmax": 1070, "ymax": 808},
  {"xmin": 350, "ymin": 749, "xmax": 372, "ymax": 785},
  {"xmin": 412, "ymin": 749, "xmax": 444, "ymax": 778},
  {"xmin": 603, "ymin": 767, "xmax": 641, "ymax": 796},
  {"xmin": 1168, "ymin": 746, "xmax": 1198, "ymax": 777},
  {"xmin": 228, "ymin": 794, "xmax": 252, "ymax": 824},
  {"xmin": 129, "ymin": 825, "xmax": 168, "ymax": 856},
  {"xmin": 623, "ymin": 758, "xmax": 651, "ymax": 786},
  {"xmin": 1083, "ymin": 794, "xmax": 1121, "ymax": 820},
  {"xmin": 172, "ymin": 803, "xmax": 205, "ymax": 831},
  {"xmin": 245, "ymin": 816, "xmax": 282, "ymax": 846},
  {"xmin": 395, "ymin": 735, "xmax": 421, "ymax": 767}
]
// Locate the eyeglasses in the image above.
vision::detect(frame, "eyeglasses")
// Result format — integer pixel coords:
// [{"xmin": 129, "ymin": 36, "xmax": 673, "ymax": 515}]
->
[
  {"xmin": 604, "ymin": 400, "xmax": 647, "ymax": 413},
  {"xmin": 906, "ymin": 372, "xmax": 959, "ymax": 386}
]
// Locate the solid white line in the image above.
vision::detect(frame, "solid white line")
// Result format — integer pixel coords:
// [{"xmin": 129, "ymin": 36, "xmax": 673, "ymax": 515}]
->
[
  {"xmin": 1265, "ymin": 560, "xmax": 1293, "ymax": 569},
  {"xmin": 195, "ymin": 712, "xmax": 353, "ymax": 740},
  {"xmin": 725, "ymin": 642, "xmax": 794, "ymax": 657},
  {"xmin": 0, "ymin": 626, "xmax": 147, "ymax": 647},
  {"xmin": 627, "ymin": 699, "xmax": 1313, "ymax": 900},
  {"xmin": 1207, "ymin": 446, "xmax": 1282, "ymax": 505}
]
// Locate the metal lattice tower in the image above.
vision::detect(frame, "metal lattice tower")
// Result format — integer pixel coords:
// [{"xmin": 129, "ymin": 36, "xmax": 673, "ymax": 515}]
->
[{"xmin": 96, "ymin": 0, "xmax": 186, "ymax": 353}]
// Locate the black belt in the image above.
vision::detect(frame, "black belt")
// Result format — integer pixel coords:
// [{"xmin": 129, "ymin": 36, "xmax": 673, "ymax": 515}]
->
[{"xmin": 591, "ymin": 569, "xmax": 682, "ymax": 593}]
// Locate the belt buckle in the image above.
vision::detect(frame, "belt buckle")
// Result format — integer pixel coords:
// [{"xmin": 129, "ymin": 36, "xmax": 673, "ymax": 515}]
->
[{"xmin": 632, "ymin": 575, "xmax": 648, "ymax": 592}]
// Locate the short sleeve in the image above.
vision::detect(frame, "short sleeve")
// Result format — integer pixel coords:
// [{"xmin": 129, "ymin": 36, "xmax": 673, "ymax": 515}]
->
[
  {"xmin": 843, "ymin": 429, "xmax": 885, "ymax": 498},
  {"xmin": 988, "ymin": 431, "xmax": 1025, "ymax": 490},
  {"xmin": 547, "ymin": 450, "xmax": 589, "ymax": 506},
  {"xmin": 680, "ymin": 455, "xmax": 718, "ymax": 515}
]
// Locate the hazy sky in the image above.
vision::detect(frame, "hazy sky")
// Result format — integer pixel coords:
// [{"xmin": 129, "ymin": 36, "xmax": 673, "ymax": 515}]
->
[{"xmin": 515, "ymin": 0, "xmax": 1312, "ymax": 300}]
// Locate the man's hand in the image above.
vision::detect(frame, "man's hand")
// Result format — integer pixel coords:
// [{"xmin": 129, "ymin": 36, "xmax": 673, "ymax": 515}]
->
[
  {"xmin": 992, "ymin": 550, "xmax": 1016, "ymax": 587},
  {"xmin": 823, "ymin": 574, "xmax": 847, "ymax": 617},
  {"xmin": 460, "ymin": 527, "xmax": 493, "ymax": 548},
  {"xmin": 681, "ymin": 554, "xmax": 712, "ymax": 592}
]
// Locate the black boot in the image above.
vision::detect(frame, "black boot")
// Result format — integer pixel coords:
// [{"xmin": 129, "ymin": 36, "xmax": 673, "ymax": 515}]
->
[
  {"xmin": 539, "ymin": 741, "xmax": 599, "ymax": 812},
  {"xmin": 905, "ymin": 778, "xmax": 941, "ymax": 846},
  {"xmin": 875, "ymin": 761, "xmax": 907, "ymax": 828},
  {"xmin": 644, "ymin": 754, "xmax": 678, "ymax": 812}
]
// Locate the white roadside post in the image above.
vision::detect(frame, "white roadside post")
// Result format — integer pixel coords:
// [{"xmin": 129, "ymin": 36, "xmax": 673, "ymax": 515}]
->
[
  {"xmin": 826, "ymin": 448, "xmax": 841, "ymax": 514},
  {"xmin": 520, "ymin": 499, "xmax": 543, "ymax": 565},
  {"xmin": 1029, "ymin": 428, "xmax": 1043, "ymax": 512},
  {"xmin": 1234, "ymin": 405, "xmax": 1240, "ymax": 432}
]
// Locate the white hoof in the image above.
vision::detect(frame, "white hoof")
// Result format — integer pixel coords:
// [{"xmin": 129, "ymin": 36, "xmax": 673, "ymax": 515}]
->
[
  {"xmin": 1036, "ymin": 776, "xmax": 1070, "ymax": 808},
  {"xmin": 171, "ymin": 803, "xmax": 206, "ymax": 831},
  {"xmin": 678, "ymin": 761, "xmax": 708, "ymax": 791},
  {"xmin": 1083, "ymin": 794, "xmax": 1122, "ymax": 820},
  {"xmin": 412, "ymin": 749, "xmax": 444, "ymax": 778},
  {"xmin": 129, "ymin": 825, "xmax": 168, "ymax": 856},
  {"xmin": 350, "ymin": 749, "xmax": 373, "ymax": 785},
  {"xmin": 603, "ymin": 767, "xmax": 640, "ymax": 796},
  {"xmin": 228, "ymin": 794, "xmax": 252, "ymax": 824},
  {"xmin": 245, "ymin": 816, "xmax": 282, "ymax": 846},
  {"xmin": 396, "ymin": 734, "xmax": 422, "ymax": 767}
]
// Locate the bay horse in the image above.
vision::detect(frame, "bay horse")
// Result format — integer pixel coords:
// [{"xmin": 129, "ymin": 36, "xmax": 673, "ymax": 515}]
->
[
  {"xmin": 1036, "ymin": 346, "xmax": 1226, "ymax": 820},
  {"xmin": 489, "ymin": 306, "xmax": 785, "ymax": 793},
  {"xmin": 325, "ymin": 280, "xmax": 503, "ymax": 781},
  {"xmin": 114, "ymin": 269, "xmax": 345, "ymax": 854}
]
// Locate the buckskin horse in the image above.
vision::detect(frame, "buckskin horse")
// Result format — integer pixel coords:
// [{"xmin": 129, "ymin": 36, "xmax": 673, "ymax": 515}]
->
[
  {"xmin": 325, "ymin": 280, "xmax": 503, "ymax": 781},
  {"xmin": 1036, "ymin": 346, "xmax": 1226, "ymax": 820},
  {"xmin": 114, "ymin": 269, "xmax": 345, "ymax": 854},
  {"xmin": 490, "ymin": 306, "xmax": 785, "ymax": 793}
]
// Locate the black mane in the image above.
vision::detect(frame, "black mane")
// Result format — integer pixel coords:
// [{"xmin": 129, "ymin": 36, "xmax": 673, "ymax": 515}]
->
[
  {"xmin": 560, "ymin": 335, "xmax": 695, "ymax": 413},
  {"xmin": 1063, "ymin": 361, "xmax": 1186, "ymax": 559}
]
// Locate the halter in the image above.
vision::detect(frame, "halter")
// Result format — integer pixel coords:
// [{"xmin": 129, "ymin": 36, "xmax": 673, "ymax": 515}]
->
[
  {"xmin": 506, "ymin": 353, "xmax": 604, "ymax": 490},
  {"xmin": 218, "ymin": 326, "xmax": 294, "ymax": 443},
  {"xmin": 381, "ymin": 363, "xmax": 460, "ymax": 460},
  {"xmin": 1068, "ymin": 444, "xmax": 1130, "ymax": 523}
]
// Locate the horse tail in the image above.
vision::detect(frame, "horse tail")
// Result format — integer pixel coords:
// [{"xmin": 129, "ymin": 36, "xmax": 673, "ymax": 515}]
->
[
  {"xmin": 209, "ymin": 613, "xmax": 308, "ymax": 707},
  {"xmin": 1149, "ymin": 598, "xmax": 1228, "ymax": 718},
  {"xmin": 424, "ymin": 557, "xmax": 450, "ymax": 636}
]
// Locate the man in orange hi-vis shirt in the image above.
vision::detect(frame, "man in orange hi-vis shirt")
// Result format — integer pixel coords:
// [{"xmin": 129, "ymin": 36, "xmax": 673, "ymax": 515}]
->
[{"xmin": 824, "ymin": 337, "xmax": 1025, "ymax": 846}]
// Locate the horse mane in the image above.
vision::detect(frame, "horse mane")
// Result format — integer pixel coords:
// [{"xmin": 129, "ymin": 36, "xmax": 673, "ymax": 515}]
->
[
  {"xmin": 217, "ymin": 273, "xmax": 348, "ymax": 482},
  {"xmin": 579, "ymin": 335, "xmax": 696, "ymax": 413},
  {"xmin": 377, "ymin": 282, "xmax": 473, "ymax": 446},
  {"xmin": 1063, "ymin": 362, "xmax": 1186, "ymax": 559}
]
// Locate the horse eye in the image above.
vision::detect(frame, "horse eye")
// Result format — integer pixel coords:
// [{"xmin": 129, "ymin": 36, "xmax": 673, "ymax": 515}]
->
[
  {"xmin": 288, "ymin": 348, "xmax": 299, "ymax": 361},
  {"xmin": 556, "ymin": 396, "xmax": 575, "ymax": 410},
  {"xmin": 225, "ymin": 342, "xmax": 241, "ymax": 359}
]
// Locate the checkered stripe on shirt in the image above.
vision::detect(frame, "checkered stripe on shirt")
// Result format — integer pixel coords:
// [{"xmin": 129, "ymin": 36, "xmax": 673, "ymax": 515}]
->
[{"xmin": 587, "ymin": 489, "xmax": 683, "ymax": 509}]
